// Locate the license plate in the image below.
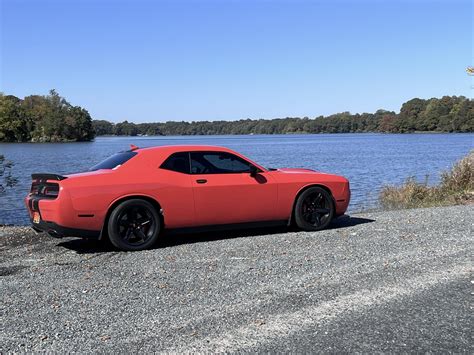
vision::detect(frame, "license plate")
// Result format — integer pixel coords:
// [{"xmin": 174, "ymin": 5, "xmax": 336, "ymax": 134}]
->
[{"xmin": 33, "ymin": 212, "xmax": 40, "ymax": 224}]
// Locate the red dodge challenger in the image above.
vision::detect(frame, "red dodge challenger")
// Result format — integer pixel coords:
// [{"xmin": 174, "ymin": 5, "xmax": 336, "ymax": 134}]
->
[{"xmin": 25, "ymin": 145, "xmax": 350, "ymax": 251}]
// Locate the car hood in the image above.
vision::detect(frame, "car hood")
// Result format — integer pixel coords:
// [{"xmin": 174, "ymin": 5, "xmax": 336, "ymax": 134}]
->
[
  {"xmin": 275, "ymin": 168, "xmax": 320, "ymax": 174},
  {"xmin": 270, "ymin": 168, "xmax": 348, "ymax": 184}
]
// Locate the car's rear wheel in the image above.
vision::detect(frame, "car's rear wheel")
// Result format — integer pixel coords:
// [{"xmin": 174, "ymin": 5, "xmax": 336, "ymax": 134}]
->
[
  {"xmin": 107, "ymin": 199, "xmax": 161, "ymax": 251},
  {"xmin": 294, "ymin": 186, "xmax": 334, "ymax": 231}
]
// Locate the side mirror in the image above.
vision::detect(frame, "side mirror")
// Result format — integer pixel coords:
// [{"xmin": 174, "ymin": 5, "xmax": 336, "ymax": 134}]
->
[{"xmin": 249, "ymin": 165, "xmax": 258, "ymax": 177}]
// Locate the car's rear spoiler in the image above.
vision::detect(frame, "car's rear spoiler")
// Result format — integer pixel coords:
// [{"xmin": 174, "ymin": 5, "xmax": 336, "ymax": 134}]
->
[{"xmin": 31, "ymin": 173, "xmax": 68, "ymax": 181}]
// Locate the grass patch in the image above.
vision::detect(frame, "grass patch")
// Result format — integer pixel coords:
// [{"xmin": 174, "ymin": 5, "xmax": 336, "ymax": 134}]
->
[{"xmin": 379, "ymin": 151, "xmax": 474, "ymax": 209}]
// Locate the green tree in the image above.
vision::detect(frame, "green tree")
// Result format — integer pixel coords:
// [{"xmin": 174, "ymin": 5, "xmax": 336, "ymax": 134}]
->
[
  {"xmin": 114, "ymin": 121, "xmax": 138, "ymax": 136},
  {"xmin": 0, "ymin": 90, "xmax": 95, "ymax": 142},
  {"xmin": 398, "ymin": 98, "xmax": 428, "ymax": 132},
  {"xmin": 0, "ymin": 94, "xmax": 29, "ymax": 142},
  {"xmin": 93, "ymin": 120, "xmax": 115, "ymax": 135}
]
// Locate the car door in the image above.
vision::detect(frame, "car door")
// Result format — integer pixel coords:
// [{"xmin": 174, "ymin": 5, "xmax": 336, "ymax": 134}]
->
[
  {"xmin": 190, "ymin": 151, "xmax": 278, "ymax": 226},
  {"xmin": 157, "ymin": 151, "xmax": 195, "ymax": 228}
]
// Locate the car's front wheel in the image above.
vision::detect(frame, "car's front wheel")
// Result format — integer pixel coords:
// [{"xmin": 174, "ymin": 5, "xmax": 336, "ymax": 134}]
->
[
  {"xmin": 107, "ymin": 199, "xmax": 161, "ymax": 251},
  {"xmin": 294, "ymin": 186, "xmax": 334, "ymax": 231}
]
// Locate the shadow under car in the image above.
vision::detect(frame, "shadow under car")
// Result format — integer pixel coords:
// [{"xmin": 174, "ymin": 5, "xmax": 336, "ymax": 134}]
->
[{"xmin": 57, "ymin": 215, "xmax": 375, "ymax": 254}]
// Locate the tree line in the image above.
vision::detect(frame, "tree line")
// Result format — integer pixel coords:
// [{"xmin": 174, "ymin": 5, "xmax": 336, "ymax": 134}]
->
[
  {"xmin": 0, "ymin": 90, "xmax": 94, "ymax": 142},
  {"xmin": 0, "ymin": 92, "xmax": 472, "ymax": 142},
  {"xmin": 94, "ymin": 95, "xmax": 473, "ymax": 136}
]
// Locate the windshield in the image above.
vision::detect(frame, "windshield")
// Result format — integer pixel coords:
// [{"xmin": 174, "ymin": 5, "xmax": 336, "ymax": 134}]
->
[{"xmin": 89, "ymin": 151, "xmax": 137, "ymax": 171}]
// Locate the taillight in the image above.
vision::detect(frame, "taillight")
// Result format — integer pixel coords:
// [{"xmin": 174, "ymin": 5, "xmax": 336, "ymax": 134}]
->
[
  {"xmin": 42, "ymin": 185, "xmax": 59, "ymax": 197},
  {"xmin": 30, "ymin": 180, "xmax": 60, "ymax": 199}
]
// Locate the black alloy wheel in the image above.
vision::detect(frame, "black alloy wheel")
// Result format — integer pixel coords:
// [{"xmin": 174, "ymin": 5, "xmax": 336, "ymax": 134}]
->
[
  {"xmin": 108, "ymin": 199, "xmax": 161, "ymax": 251},
  {"xmin": 294, "ymin": 186, "xmax": 334, "ymax": 231}
]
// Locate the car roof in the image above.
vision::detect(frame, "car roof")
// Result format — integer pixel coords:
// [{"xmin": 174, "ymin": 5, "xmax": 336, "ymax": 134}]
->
[
  {"xmin": 136, "ymin": 145, "xmax": 235, "ymax": 154},
  {"xmin": 129, "ymin": 144, "xmax": 266, "ymax": 171}
]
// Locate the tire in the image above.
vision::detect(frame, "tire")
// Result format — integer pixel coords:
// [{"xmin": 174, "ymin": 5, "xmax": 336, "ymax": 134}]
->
[
  {"xmin": 107, "ymin": 199, "xmax": 161, "ymax": 251},
  {"xmin": 294, "ymin": 186, "xmax": 334, "ymax": 231}
]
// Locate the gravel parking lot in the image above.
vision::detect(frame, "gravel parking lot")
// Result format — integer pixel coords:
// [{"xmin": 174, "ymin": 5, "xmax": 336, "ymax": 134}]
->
[{"xmin": 1, "ymin": 205, "xmax": 472, "ymax": 352}]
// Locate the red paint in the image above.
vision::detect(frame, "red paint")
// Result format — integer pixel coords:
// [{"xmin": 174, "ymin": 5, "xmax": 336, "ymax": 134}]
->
[{"xmin": 25, "ymin": 145, "xmax": 350, "ymax": 233}]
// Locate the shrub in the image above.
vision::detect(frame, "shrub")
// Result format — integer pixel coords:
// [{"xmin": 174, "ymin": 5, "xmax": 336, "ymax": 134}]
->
[{"xmin": 379, "ymin": 151, "xmax": 474, "ymax": 209}]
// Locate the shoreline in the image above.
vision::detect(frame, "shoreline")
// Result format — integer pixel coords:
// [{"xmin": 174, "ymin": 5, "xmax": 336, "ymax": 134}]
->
[{"xmin": 1, "ymin": 131, "xmax": 472, "ymax": 144}]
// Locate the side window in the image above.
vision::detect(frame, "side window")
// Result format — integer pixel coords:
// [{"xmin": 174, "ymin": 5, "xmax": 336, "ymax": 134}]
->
[
  {"xmin": 160, "ymin": 152, "xmax": 190, "ymax": 174},
  {"xmin": 190, "ymin": 152, "xmax": 252, "ymax": 174}
]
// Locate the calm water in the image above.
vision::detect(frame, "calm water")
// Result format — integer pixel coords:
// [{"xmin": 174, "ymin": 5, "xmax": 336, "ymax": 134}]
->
[{"xmin": 0, "ymin": 133, "xmax": 472, "ymax": 225}]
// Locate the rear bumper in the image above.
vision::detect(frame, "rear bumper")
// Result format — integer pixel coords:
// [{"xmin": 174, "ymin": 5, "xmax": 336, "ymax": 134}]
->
[
  {"xmin": 31, "ymin": 219, "xmax": 100, "ymax": 239},
  {"xmin": 25, "ymin": 192, "xmax": 102, "ymax": 239}
]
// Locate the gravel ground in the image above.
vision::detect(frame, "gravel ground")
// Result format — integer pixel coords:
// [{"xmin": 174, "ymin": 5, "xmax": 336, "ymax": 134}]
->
[{"xmin": 1, "ymin": 205, "xmax": 472, "ymax": 353}]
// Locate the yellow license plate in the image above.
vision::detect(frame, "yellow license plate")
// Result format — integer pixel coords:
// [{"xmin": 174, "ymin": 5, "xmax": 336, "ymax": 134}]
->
[{"xmin": 33, "ymin": 212, "xmax": 40, "ymax": 224}]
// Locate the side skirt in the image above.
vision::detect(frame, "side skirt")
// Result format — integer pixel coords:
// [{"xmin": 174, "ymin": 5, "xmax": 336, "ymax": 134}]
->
[{"xmin": 166, "ymin": 220, "xmax": 288, "ymax": 235}]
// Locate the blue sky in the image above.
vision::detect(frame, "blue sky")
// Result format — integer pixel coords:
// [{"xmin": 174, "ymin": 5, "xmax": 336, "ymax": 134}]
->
[{"xmin": 1, "ymin": 0, "xmax": 472, "ymax": 122}]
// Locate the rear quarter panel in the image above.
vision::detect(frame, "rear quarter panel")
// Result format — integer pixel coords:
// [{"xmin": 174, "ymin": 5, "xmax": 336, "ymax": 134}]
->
[{"xmin": 60, "ymin": 153, "xmax": 195, "ymax": 230}]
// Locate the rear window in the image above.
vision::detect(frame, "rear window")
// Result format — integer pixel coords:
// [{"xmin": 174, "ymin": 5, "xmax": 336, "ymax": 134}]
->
[{"xmin": 89, "ymin": 151, "xmax": 137, "ymax": 171}]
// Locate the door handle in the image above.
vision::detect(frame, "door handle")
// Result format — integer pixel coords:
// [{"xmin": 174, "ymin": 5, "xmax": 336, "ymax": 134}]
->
[{"xmin": 196, "ymin": 179, "xmax": 207, "ymax": 184}]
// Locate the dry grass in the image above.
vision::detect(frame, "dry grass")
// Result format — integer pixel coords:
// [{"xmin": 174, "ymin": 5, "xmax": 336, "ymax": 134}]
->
[{"xmin": 379, "ymin": 151, "xmax": 474, "ymax": 209}]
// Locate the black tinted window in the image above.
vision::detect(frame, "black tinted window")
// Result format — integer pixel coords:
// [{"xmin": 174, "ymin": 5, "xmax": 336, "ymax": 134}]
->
[
  {"xmin": 89, "ymin": 151, "xmax": 137, "ymax": 171},
  {"xmin": 160, "ymin": 152, "xmax": 190, "ymax": 174},
  {"xmin": 190, "ymin": 152, "xmax": 252, "ymax": 174}
]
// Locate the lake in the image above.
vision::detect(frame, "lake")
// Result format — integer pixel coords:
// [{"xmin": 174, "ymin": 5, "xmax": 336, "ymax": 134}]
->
[{"xmin": 0, "ymin": 133, "xmax": 472, "ymax": 225}]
